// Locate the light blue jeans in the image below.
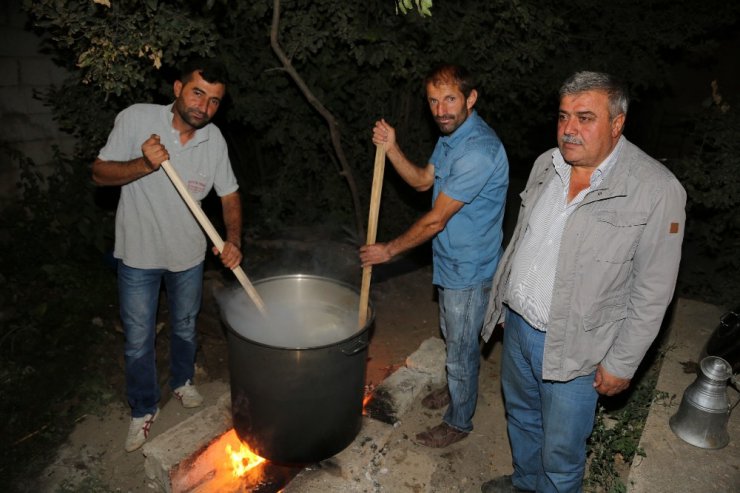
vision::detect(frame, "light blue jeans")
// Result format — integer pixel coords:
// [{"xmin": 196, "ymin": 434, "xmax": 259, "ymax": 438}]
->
[
  {"xmin": 502, "ymin": 308, "xmax": 599, "ymax": 493},
  {"xmin": 118, "ymin": 261, "xmax": 203, "ymax": 417},
  {"xmin": 438, "ymin": 282, "xmax": 490, "ymax": 432}
]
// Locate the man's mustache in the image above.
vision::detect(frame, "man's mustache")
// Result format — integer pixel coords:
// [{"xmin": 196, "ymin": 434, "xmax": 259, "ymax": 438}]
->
[{"xmin": 561, "ymin": 134, "xmax": 583, "ymax": 145}]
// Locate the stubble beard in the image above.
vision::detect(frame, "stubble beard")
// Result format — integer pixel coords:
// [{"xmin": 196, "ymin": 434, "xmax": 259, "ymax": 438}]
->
[{"xmin": 175, "ymin": 100, "xmax": 210, "ymax": 130}]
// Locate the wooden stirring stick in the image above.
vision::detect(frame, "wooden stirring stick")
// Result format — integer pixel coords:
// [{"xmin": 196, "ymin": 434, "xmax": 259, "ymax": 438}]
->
[
  {"xmin": 358, "ymin": 144, "xmax": 386, "ymax": 327},
  {"xmin": 160, "ymin": 159, "xmax": 268, "ymax": 318}
]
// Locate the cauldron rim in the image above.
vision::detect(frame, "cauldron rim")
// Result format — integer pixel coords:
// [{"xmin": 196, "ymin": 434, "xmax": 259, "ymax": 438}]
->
[{"xmin": 220, "ymin": 273, "xmax": 375, "ymax": 351}]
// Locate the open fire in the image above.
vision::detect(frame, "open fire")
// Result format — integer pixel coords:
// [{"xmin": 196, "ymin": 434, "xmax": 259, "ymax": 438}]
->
[
  {"xmin": 167, "ymin": 428, "xmax": 300, "ymax": 492},
  {"xmin": 226, "ymin": 440, "xmax": 265, "ymax": 477}
]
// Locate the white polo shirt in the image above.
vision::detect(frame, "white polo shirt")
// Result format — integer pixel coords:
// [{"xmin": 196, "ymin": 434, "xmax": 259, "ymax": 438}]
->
[{"xmin": 98, "ymin": 103, "xmax": 238, "ymax": 271}]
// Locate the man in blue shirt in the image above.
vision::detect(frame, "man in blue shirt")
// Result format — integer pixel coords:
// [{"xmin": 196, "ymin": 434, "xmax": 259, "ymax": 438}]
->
[{"xmin": 360, "ymin": 64, "xmax": 509, "ymax": 447}]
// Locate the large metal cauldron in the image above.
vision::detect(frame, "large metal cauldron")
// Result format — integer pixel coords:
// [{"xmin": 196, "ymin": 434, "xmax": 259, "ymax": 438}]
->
[{"xmin": 216, "ymin": 274, "xmax": 372, "ymax": 464}]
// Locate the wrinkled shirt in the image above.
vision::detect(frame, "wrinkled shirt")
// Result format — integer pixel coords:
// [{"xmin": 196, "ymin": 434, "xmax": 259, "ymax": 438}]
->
[
  {"xmin": 507, "ymin": 138, "xmax": 623, "ymax": 330},
  {"xmin": 429, "ymin": 110, "xmax": 509, "ymax": 289},
  {"xmin": 98, "ymin": 103, "xmax": 238, "ymax": 271}
]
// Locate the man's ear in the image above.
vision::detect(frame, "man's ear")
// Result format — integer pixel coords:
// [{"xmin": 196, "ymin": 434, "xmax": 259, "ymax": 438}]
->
[
  {"xmin": 466, "ymin": 89, "xmax": 478, "ymax": 112},
  {"xmin": 173, "ymin": 80, "xmax": 183, "ymax": 98},
  {"xmin": 611, "ymin": 113, "xmax": 626, "ymax": 137}
]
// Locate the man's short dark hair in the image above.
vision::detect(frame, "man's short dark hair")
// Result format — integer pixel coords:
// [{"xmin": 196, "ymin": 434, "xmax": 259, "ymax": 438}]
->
[
  {"xmin": 424, "ymin": 64, "xmax": 476, "ymax": 99},
  {"xmin": 180, "ymin": 57, "xmax": 228, "ymax": 86}
]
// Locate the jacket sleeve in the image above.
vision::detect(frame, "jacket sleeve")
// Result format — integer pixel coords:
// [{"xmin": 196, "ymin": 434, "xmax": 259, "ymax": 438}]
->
[
  {"xmin": 601, "ymin": 174, "xmax": 686, "ymax": 379},
  {"xmin": 481, "ymin": 150, "xmax": 553, "ymax": 341}
]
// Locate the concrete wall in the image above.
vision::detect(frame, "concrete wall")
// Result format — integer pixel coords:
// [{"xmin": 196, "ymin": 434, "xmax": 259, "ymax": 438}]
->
[{"xmin": 0, "ymin": 0, "xmax": 75, "ymax": 206}]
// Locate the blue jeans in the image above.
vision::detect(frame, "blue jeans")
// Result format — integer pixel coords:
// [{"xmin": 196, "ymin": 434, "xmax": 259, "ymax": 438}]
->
[
  {"xmin": 118, "ymin": 261, "xmax": 203, "ymax": 417},
  {"xmin": 437, "ymin": 282, "xmax": 490, "ymax": 432},
  {"xmin": 502, "ymin": 308, "xmax": 599, "ymax": 493}
]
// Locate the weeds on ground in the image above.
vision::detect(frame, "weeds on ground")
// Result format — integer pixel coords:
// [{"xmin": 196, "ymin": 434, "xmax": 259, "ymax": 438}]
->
[{"xmin": 584, "ymin": 350, "xmax": 669, "ymax": 493}]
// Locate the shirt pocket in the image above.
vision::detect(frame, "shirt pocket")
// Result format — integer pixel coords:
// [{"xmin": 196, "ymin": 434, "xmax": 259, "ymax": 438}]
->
[
  {"xmin": 593, "ymin": 210, "xmax": 648, "ymax": 263},
  {"xmin": 583, "ymin": 299, "xmax": 627, "ymax": 332},
  {"xmin": 184, "ymin": 169, "xmax": 211, "ymax": 201}
]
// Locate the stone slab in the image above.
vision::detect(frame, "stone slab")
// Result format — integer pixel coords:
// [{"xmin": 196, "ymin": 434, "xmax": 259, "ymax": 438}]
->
[
  {"xmin": 284, "ymin": 417, "xmax": 395, "ymax": 492},
  {"xmin": 628, "ymin": 298, "xmax": 740, "ymax": 492},
  {"xmin": 364, "ymin": 337, "xmax": 446, "ymax": 424},
  {"xmin": 142, "ymin": 391, "xmax": 232, "ymax": 493},
  {"xmin": 405, "ymin": 336, "xmax": 447, "ymax": 386}
]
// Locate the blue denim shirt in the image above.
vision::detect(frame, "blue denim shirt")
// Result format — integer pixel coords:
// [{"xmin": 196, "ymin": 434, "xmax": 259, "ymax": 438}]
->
[{"xmin": 429, "ymin": 110, "xmax": 509, "ymax": 289}]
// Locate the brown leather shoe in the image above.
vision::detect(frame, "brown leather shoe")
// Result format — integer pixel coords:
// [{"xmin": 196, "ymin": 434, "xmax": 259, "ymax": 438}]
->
[
  {"xmin": 415, "ymin": 422, "xmax": 468, "ymax": 448},
  {"xmin": 421, "ymin": 386, "xmax": 451, "ymax": 409},
  {"xmin": 480, "ymin": 475, "xmax": 533, "ymax": 493}
]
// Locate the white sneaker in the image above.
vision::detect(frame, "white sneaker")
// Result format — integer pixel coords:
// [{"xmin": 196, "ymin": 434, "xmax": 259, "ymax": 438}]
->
[
  {"xmin": 125, "ymin": 408, "xmax": 159, "ymax": 452},
  {"xmin": 173, "ymin": 380, "xmax": 204, "ymax": 408}
]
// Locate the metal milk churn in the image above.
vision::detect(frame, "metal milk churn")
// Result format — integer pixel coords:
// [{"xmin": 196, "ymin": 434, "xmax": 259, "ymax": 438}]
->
[{"xmin": 669, "ymin": 355, "xmax": 734, "ymax": 449}]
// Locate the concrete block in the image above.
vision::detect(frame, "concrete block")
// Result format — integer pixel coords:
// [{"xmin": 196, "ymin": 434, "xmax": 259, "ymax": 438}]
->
[
  {"xmin": 284, "ymin": 417, "xmax": 395, "ymax": 492},
  {"xmin": 365, "ymin": 366, "xmax": 431, "ymax": 424},
  {"xmin": 1, "ymin": 111, "xmax": 58, "ymax": 142},
  {"xmin": 0, "ymin": 85, "xmax": 30, "ymax": 114},
  {"xmin": 364, "ymin": 337, "xmax": 446, "ymax": 424},
  {"xmin": 142, "ymin": 392, "xmax": 233, "ymax": 493},
  {"xmin": 0, "ymin": 28, "xmax": 41, "ymax": 57},
  {"xmin": 405, "ymin": 336, "xmax": 446, "ymax": 386},
  {"xmin": 0, "ymin": 0, "xmax": 28, "ymax": 28},
  {"xmin": 0, "ymin": 57, "xmax": 20, "ymax": 86},
  {"xmin": 20, "ymin": 57, "xmax": 69, "ymax": 86}
]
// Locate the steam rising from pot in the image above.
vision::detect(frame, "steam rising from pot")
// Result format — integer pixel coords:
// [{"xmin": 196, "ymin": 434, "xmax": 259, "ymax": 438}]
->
[{"xmin": 215, "ymin": 275, "xmax": 365, "ymax": 349}]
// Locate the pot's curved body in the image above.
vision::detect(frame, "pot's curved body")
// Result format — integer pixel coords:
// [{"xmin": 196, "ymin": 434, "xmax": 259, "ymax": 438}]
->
[{"xmin": 218, "ymin": 274, "xmax": 372, "ymax": 464}]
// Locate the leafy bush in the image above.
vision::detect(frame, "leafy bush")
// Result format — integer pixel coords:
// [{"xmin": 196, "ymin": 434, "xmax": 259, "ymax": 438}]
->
[
  {"xmin": 669, "ymin": 83, "xmax": 740, "ymax": 305},
  {"xmin": 0, "ymin": 146, "xmax": 119, "ymax": 489},
  {"xmin": 27, "ymin": 0, "xmax": 738, "ymax": 237}
]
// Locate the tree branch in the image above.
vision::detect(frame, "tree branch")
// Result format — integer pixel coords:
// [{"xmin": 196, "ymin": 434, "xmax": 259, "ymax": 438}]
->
[{"xmin": 270, "ymin": 0, "xmax": 365, "ymax": 240}]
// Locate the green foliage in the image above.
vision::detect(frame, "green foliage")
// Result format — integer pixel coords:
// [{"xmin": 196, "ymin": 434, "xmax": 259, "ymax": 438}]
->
[
  {"xmin": 396, "ymin": 0, "xmax": 432, "ymax": 17},
  {"xmin": 1, "ymin": 144, "xmax": 111, "ymax": 265},
  {"xmin": 0, "ymin": 143, "xmax": 120, "ymax": 489},
  {"xmin": 23, "ymin": 0, "xmax": 217, "ymax": 97},
  {"xmin": 22, "ymin": 0, "xmax": 740, "ymax": 237},
  {"xmin": 669, "ymin": 84, "xmax": 740, "ymax": 305},
  {"xmin": 585, "ymin": 368, "xmax": 658, "ymax": 492}
]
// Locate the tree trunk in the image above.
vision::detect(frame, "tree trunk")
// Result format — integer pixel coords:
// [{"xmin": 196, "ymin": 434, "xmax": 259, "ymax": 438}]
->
[{"xmin": 270, "ymin": 0, "xmax": 366, "ymax": 241}]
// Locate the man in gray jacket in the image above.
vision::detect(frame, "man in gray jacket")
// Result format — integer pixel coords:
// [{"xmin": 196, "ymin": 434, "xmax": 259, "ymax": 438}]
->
[{"xmin": 480, "ymin": 71, "xmax": 686, "ymax": 493}]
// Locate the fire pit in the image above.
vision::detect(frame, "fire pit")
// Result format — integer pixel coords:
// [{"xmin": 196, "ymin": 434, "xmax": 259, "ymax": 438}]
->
[{"xmin": 216, "ymin": 274, "xmax": 373, "ymax": 464}]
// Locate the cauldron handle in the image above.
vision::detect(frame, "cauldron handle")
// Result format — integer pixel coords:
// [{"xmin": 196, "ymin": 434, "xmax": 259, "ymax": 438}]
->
[{"xmin": 341, "ymin": 336, "xmax": 370, "ymax": 356}]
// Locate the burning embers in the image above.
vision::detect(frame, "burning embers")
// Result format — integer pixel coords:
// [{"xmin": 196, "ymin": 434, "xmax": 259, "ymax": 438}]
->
[
  {"xmin": 226, "ymin": 440, "xmax": 265, "ymax": 477},
  {"xmin": 167, "ymin": 429, "xmax": 300, "ymax": 493}
]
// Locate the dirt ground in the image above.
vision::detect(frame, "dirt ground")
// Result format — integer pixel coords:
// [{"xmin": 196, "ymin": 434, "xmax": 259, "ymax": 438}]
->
[{"xmin": 29, "ymin": 234, "xmax": 513, "ymax": 492}]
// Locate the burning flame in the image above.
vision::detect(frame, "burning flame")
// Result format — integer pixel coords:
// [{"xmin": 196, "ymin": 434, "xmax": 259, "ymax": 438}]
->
[
  {"xmin": 226, "ymin": 442, "xmax": 265, "ymax": 477},
  {"xmin": 362, "ymin": 382, "xmax": 376, "ymax": 415}
]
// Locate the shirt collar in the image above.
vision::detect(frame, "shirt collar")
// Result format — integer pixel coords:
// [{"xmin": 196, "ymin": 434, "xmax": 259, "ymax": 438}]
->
[
  {"xmin": 163, "ymin": 103, "xmax": 211, "ymax": 146},
  {"xmin": 439, "ymin": 110, "xmax": 478, "ymax": 149}
]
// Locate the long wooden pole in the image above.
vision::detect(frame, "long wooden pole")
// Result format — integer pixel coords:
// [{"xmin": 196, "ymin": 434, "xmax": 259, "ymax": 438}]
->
[
  {"xmin": 159, "ymin": 160, "xmax": 268, "ymax": 317},
  {"xmin": 358, "ymin": 145, "xmax": 386, "ymax": 327}
]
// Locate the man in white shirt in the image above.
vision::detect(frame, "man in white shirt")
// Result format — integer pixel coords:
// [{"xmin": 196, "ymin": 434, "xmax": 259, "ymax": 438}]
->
[{"xmin": 480, "ymin": 71, "xmax": 686, "ymax": 492}]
